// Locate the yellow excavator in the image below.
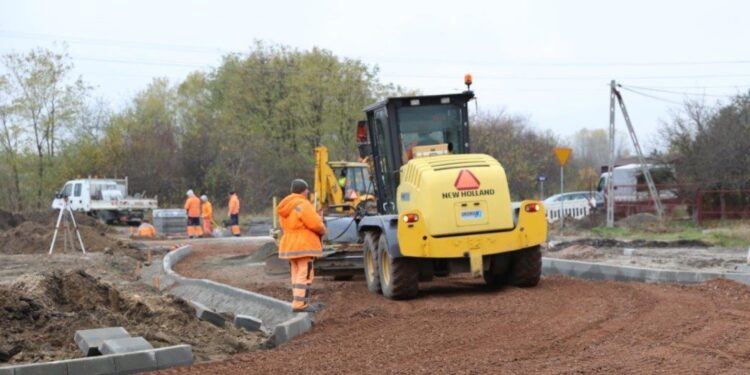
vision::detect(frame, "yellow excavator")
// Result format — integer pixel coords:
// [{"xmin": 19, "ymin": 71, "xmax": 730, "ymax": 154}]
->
[{"xmin": 312, "ymin": 145, "xmax": 376, "ymax": 216}]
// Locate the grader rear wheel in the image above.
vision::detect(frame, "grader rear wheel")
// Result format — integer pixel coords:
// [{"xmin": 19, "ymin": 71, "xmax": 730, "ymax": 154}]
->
[{"xmin": 507, "ymin": 246, "xmax": 542, "ymax": 287}]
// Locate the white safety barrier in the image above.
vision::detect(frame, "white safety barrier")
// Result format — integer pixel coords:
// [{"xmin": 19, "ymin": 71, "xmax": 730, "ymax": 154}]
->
[{"xmin": 544, "ymin": 199, "xmax": 592, "ymax": 223}]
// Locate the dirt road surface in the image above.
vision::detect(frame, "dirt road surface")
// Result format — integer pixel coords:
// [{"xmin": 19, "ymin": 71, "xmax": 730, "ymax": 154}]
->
[{"xmin": 157, "ymin": 242, "xmax": 750, "ymax": 374}]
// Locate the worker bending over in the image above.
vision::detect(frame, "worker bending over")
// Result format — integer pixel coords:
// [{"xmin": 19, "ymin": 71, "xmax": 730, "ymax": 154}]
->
[
  {"xmin": 201, "ymin": 195, "xmax": 213, "ymax": 237},
  {"xmin": 135, "ymin": 219, "xmax": 156, "ymax": 238},
  {"xmin": 184, "ymin": 190, "xmax": 203, "ymax": 238},
  {"xmin": 277, "ymin": 179, "xmax": 326, "ymax": 313},
  {"xmin": 228, "ymin": 191, "xmax": 241, "ymax": 236}
]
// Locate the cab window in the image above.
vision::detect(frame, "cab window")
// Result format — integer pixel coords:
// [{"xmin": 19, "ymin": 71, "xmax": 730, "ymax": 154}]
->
[
  {"xmin": 61, "ymin": 183, "xmax": 73, "ymax": 197},
  {"xmin": 398, "ymin": 105, "xmax": 461, "ymax": 160},
  {"xmin": 74, "ymin": 183, "xmax": 82, "ymax": 197}
]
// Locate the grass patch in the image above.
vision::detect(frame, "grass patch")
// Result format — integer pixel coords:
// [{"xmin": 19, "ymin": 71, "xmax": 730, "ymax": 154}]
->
[{"xmin": 590, "ymin": 220, "xmax": 750, "ymax": 248}]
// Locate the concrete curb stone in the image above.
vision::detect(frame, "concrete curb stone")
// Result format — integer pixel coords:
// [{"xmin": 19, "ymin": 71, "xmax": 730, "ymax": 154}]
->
[
  {"xmin": 64, "ymin": 355, "xmax": 116, "ymax": 375},
  {"xmin": 162, "ymin": 244, "xmax": 314, "ymax": 346},
  {"xmin": 74, "ymin": 327, "xmax": 131, "ymax": 356},
  {"xmin": 9, "ymin": 360, "xmax": 67, "ymax": 375},
  {"xmin": 189, "ymin": 301, "xmax": 226, "ymax": 327},
  {"xmin": 542, "ymin": 257, "xmax": 750, "ymax": 286},
  {"xmin": 153, "ymin": 345, "xmax": 194, "ymax": 370},
  {"xmin": 234, "ymin": 314, "xmax": 263, "ymax": 332},
  {"xmin": 100, "ymin": 337, "xmax": 153, "ymax": 355},
  {"xmin": 111, "ymin": 350, "xmax": 157, "ymax": 375}
]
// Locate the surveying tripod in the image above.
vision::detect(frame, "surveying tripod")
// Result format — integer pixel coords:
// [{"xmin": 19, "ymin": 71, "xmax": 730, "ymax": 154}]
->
[{"xmin": 48, "ymin": 196, "xmax": 87, "ymax": 255}]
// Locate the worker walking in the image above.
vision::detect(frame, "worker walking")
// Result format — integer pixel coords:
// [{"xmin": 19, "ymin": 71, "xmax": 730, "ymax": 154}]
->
[
  {"xmin": 184, "ymin": 190, "xmax": 203, "ymax": 238},
  {"xmin": 201, "ymin": 195, "xmax": 213, "ymax": 237},
  {"xmin": 228, "ymin": 191, "xmax": 241, "ymax": 237},
  {"xmin": 277, "ymin": 179, "xmax": 326, "ymax": 313}
]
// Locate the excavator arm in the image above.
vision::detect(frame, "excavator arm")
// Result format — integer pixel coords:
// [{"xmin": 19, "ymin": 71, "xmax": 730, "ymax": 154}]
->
[{"xmin": 313, "ymin": 146, "xmax": 346, "ymax": 212}]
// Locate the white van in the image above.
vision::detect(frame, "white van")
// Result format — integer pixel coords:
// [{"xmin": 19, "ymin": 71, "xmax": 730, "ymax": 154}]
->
[{"xmin": 597, "ymin": 164, "xmax": 677, "ymax": 202}]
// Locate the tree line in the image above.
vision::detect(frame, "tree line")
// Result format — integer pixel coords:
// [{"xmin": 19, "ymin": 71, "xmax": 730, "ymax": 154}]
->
[{"xmin": 1, "ymin": 42, "xmax": 665, "ymax": 213}]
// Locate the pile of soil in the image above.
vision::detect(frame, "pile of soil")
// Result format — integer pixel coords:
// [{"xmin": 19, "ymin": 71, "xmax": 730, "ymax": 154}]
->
[
  {"xmin": 0, "ymin": 210, "xmax": 126, "ymax": 256},
  {"xmin": 546, "ymin": 244, "xmax": 606, "ymax": 259},
  {"xmin": 0, "ymin": 210, "xmax": 24, "ymax": 230},
  {"xmin": 0, "ymin": 269, "xmax": 263, "ymax": 364}
]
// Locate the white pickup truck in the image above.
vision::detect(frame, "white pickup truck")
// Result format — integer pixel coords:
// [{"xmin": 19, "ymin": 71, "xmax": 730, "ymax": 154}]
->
[{"xmin": 51, "ymin": 177, "xmax": 158, "ymax": 224}]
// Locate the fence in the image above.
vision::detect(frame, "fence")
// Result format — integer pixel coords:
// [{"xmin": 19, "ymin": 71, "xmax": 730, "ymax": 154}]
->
[
  {"xmin": 604, "ymin": 184, "xmax": 750, "ymax": 224},
  {"xmin": 544, "ymin": 200, "xmax": 593, "ymax": 223}
]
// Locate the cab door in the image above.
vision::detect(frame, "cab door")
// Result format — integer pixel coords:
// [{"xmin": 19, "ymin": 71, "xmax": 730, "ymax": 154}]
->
[{"xmin": 70, "ymin": 182, "xmax": 83, "ymax": 211}]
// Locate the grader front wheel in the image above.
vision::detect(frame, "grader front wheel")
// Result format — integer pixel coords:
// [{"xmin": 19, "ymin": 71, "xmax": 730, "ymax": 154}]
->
[{"xmin": 377, "ymin": 235, "xmax": 419, "ymax": 300}]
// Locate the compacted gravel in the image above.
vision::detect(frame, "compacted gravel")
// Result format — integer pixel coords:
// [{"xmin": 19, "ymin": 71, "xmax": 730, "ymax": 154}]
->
[{"xmin": 156, "ymin": 242, "xmax": 750, "ymax": 374}]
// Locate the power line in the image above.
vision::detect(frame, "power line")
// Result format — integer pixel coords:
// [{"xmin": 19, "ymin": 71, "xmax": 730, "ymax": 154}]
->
[
  {"xmin": 618, "ymin": 86, "xmax": 685, "ymax": 105},
  {"xmin": 5, "ymin": 30, "xmax": 750, "ymax": 68},
  {"xmin": 622, "ymin": 84, "xmax": 739, "ymax": 98}
]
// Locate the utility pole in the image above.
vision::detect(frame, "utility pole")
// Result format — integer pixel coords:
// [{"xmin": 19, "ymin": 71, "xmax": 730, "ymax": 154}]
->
[
  {"xmin": 607, "ymin": 80, "xmax": 664, "ymax": 227},
  {"xmin": 607, "ymin": 81, "xmax": 616, "ymax": 227}
]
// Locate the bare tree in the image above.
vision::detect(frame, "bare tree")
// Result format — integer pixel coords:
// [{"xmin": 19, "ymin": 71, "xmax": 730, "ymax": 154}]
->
[
  {"xmin": 2, "ymin": 47, "xmax": 88, "ymax": 207},
  {"xmin": 0, "ymin": 75, "xmax": 23, "ymax": 209}
]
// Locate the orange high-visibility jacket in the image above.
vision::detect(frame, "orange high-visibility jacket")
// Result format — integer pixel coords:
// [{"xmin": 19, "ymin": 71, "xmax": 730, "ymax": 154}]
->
[
  {"xmin": 137, "ymin": 223, "xmax": 156, "ymax": 237},
  {"xmin": 184, "ymin": 196, "xmax": 201, "ymax": 218},
  {"xmin": 277, "ymin": 193, "xmax": 326, "ymax": 259},
  {"xmin": 228, "ymin": 195, "xmax": 240, "ymax": 215},
  {"xmin": 202, "ymin": 201, "xmax": 213, "ymax": 220}
]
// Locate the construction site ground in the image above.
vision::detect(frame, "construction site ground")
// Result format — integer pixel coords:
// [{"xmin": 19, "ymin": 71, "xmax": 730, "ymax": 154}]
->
[
  {"xmin": 4, "ymin": 209, "xmax": 750, "ymax": 373},
  {"xmin": 0, "ymin": 211, "xmax": 265, "ymax": 366},
  {"xmin": 156, "ymin": 238, "xmax": 750, "ymax": 374}
]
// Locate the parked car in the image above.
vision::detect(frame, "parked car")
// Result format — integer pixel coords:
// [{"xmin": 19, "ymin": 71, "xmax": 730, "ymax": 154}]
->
[{"xmin": 544, "ymin": 191, "xmax": 601, "ymax": 208}]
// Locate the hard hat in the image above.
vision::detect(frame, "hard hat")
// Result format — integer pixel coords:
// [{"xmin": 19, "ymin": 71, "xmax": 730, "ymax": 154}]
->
[
  {"xmin": 200, "ymin": 195, "xmax": 208, "ymax": 201},
  {"xmin": 186, "ymin": 189, "xmax": 194, "ymax": 196}
]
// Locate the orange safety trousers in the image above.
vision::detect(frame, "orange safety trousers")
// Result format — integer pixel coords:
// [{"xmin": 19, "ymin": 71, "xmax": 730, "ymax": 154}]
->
[
  {"xmin": 289, "ymin": 256, "xmax": 314, "ymax": 310},
  {"xmin": 202, "ymin": 218, "xmax": 213, "ymax": 237},
  {"xmin": 187, "ymin": 217, "xmax": 203, "ymax": 237}
]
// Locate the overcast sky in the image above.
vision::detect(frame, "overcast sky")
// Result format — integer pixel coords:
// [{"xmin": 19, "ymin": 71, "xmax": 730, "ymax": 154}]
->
[{"xmin": 2, "ymin": 0, "xmax": 749, "ymax": 151}]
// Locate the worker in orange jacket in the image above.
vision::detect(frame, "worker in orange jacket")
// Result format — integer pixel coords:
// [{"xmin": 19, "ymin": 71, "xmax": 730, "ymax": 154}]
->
[
  {"xmin": 201, "ymin": 195, "xmax": 213, "ymax": 237},
  {"xmin": 135, "ymin": 219, "xmax": 156, "ymax": 238},
  {"xmin": 277, "ymin": 179, "xmax": 326, "ymax": 313},
  {"xmin": 184, "ymin": 190, "xmax": 203, "ymax": 238},
  {"xmin": 228, "ymin": 191, "xmax": 241, "ymax": 237}
]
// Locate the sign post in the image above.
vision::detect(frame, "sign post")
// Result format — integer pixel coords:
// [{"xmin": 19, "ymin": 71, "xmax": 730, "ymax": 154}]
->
[
  {"xmin": 553, "ymin": 147, "xmax": 572, "ymax": 229},
  {"xmin": 537, "ymin": 175, "xmax": 547, "ymax": 200}
]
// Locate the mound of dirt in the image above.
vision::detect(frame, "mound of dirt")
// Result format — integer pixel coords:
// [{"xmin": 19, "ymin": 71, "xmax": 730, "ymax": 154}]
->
[
  {"xmin": 0, "ymin": 269, "xmax": 262, "ymax": 364},
  {"xmin": 0, "ymin": 210, "xmax": 127, "ymax": 255},
  {"xmin": 547, "ymin": 244, "xmax": 606, "ymax": 260},
  {"xmin": 0, "ymin": 210, "xmax": 25, "ymax": 230}
]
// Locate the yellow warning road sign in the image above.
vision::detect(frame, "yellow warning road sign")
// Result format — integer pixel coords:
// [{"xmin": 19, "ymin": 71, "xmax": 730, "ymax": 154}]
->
[{"xmin": 554, "ymin": 147, "xmax": 572, "ymax": 166}]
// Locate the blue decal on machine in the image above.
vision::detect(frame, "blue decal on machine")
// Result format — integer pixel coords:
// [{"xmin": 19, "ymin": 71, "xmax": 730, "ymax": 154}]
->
[
  {"xmin": 401, "ymin": 192, "xmax": 410, "ymax": 201},
  {"xmin": 461, "ymin": 209, "xmax": 484, "ymax": 220}
]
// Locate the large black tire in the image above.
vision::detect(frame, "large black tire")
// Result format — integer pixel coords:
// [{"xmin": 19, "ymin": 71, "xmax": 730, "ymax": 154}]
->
[
  {"xmin": 377, "ymin": 235, "xmax": 419, "ymax": 300},
  {"xmin": 363, "ymin": 232, "xmax": 381, "ymax": 293},
  {"xmin": 508, "ymin": 246, "xmax": 542, "ymax": 287},
  {"xmin": 483, "ymin": 253, "xmax": 511, "ymax": 289}
]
